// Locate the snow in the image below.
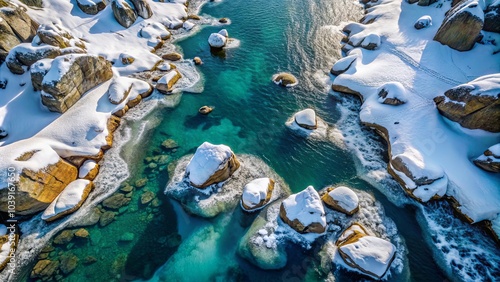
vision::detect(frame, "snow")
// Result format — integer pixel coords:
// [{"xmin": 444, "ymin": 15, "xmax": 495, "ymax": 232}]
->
[
  {"xmin": 456, "ymin": 73, "xmax": 500, "ymax": 97},
  {"xmin": 360, "ymin": 33, "xmax": 380, "ymax": 49},
  {"xmin": 327, "ymin": 186, "xmax": 359, "ymax": 214},
  {"xmin": 208, "ymin": 33, "xmax": 227, "ymax": 48},
  {"xmin": 78, "ymin": 160, "xmax": 97, "ymax": 178},
  {"xmin": 218, "ymin": 29, "xmax": 228, "ymax": 37},
  {"xmin": 107, "ymin": 76, "xmax": 149, "ymax": 104},
  {"xmin": 377, "ymin": 82, "xmax": 408, "ymax": 104},
  {"xmin": 339, "ymin": 235, "xmax": 396, "ymax": 279},
  {"xmin": 331, "ymin": 54, "xmax": 357, "ymax": 75},
  {"xmin": 293, "ymin": 108, "xmax": 317, "ymax": 128},
  {"xmin": 157, "ymin": 70, "xmax": 180, "ymax": 89},
  {"xmin": 241, "ymin": 178, "xmax": 272, "ymax": 209},
  {"xmin": 42, "ymin": 53, "xmax": 86, "ymax": 86},
  {"xmin": 185, "ymin": 142, "xmax": 234, "ymax": 187},
  {"xmin": 41, "ymin": 179, "xmax": 91, "ymax": 220},
  {"xmin": 488, "ymin": 143, "xmax": 500, "ymax": 156},
  {"xmin": 331, "ymin": 0, "xmax": 500, "ymax": 227},
  {"xmin": 0, "ymin": 243, "xmax": 10, "ymax": 268},
  {"xmin": 183, "ymin": 21, "xmax": 195, "ymax": 31},
  {"xmin": 414, "ymin": 15, "xmax": 432, "ymax": 29},
  {"xmin": 281, "ymin": 186, "xmax": 326, "ymax": 229}
]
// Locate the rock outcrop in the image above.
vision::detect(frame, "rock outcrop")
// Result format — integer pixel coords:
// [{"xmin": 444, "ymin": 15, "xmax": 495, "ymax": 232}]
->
[
  {"xmin": 321, "ymin": 186, "xmax": 359, "ymax": 215},
  {"xmin": 241, "ymin": 178, "xmax": 275, "ymax": 211},
  {"xmin": 156, "ymin": 69, "xmax": 182, "ymax": 93},
  {"xmin": 185, "ymin": 142, "xmax": 240, "ymax": 188},
  {"xmin": 434, "ymin": 74, "xmax": 500, "ymax": 133},
  {"xmin": 0, "ymin": 154, "xmax": 78, "ymax": 215},
  {"xmin": 279, "ymin": 186, "xmax": 326, "ymax": 234},
  {"xmin": 293, "ymin": 108, "xmax": 317, "ymax": 130},
  {"xmin": 272, "ymin": 72, "xmax": 298, "ymax": 87},
  {"xmin": 32, "ymin": 54, "xmax": 113, "ymax": 113},
  {"xmin": 336, "ymin": 223, "xmax": 396, "ymax": 280},
  {"xmin": 20, "ymin": 0, "xmax": 43, "ymax": 7},
  {"xmin": 474, "ymin": 144, "xmax": 500, "ymax": 173},
  {"xmin": 130, "ymin": 0, "xmax": 153, "ymax": 19},
  {"xmin": 111, "ymin": 0, "xmax": 137, "ymax": 28},
  {"xmin": 41, "ymin": 179, "xmax": 94, "ymax": 221},
  {"xmin": 433, "ymin": 0, "xmax": 484, "ymax": 51},
  {"xmin": 484, "ymin": 2, "xmax": 500, "ymax": 33},
  {"xmin": 7, "ymin": 44, "xmax": 63, "ymax": 74},
  {"xmin": 76, "ymin": 0, "xmax": 106, "ymax": 15},
  {"xmin": 36, "ymin": 23, "xmax": 86, "ymax": 49}
]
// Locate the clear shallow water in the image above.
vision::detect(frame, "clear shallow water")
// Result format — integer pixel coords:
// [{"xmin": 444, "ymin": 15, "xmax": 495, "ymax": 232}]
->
[{"xmin": 25, "ymin": 0, "xmax": 500, "ymax": 281}]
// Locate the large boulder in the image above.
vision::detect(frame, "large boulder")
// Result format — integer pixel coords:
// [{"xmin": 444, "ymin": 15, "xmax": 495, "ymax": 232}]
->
[
  {"xmin": 293, "ymin": 108, "xmax": 317, "ymax": 130},
  {"xmin": 377, "ymin": 82, "xmax": 408, "ymax": 105},
  {"xmin": 336, "ymin": 223, "xmax": 396, "ymax": 280},
  {"xmin": 279, "ymin": 186, "xmax": 326, "ymax": 234},
  {"xmin": 156, "ymin": 69, "xmax": 182, "ymax": 93},
  {"xmin": 34, "ymin": 54, "xmax": 113, "ymax": 113},
  {"xmin": 321, "ymin": 186, "xmax": 359, "ymax": 215},
  {"xmin": 433, "ymin": 0, "xmax": 484, "ymax": 51},
  {"xmin": 36, "ymin": 23, "xmax": 86, "ymax": 49},
  {"xmin": 484, "ymin": 1, "xmax": 500, "ymax": 33},
  {"xmin": 41, "ymin": 179, "xmax": 94, "ymax": 221},
  {"xmin": 7, "ymin": 44, "xmax": 63, "ymax": 74},
  {"xmin": 208, "ymin": 32, "xmax": 227, "ymax": 48},
  {"xmin": 474, "ymin": 143, "xmax": 500, "ymax": 173},
  {"xmin": 241, "ymin": 178, "xmax": 275, "ymax": 211},
  {"xmin": 111, "ymin": 0, "xmax": 137, "ymax": 28},
  {"xmin": 185, "ymin": 142, "xmax": 240, "ymax": 188},
  {"xmin": 130, "ymin": 0, "xmax": 153, "ymax": 19},
  {"xmin": 434, "ymin": 74, "xmax": 500, "ymax": 132},
  {"xmin": 19, "ymin": 0, "xmax": 43, "ymax": 7},
  {"xmin": 330, "ymin": 54, "xmax": 357, "ymax": 76},
  {"xmin": 76, "ymin": 0, "xmax": 106, "ymax": 15},
  {"xmin": 272, "ymin": 72, "xmax": 298, "ymax": 87},
  {"xmin": 0, "ymin": 152, "xmax": 78, "ymax": 215}
]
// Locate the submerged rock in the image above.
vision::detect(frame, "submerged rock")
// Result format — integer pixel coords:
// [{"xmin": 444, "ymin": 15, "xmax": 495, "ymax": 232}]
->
[
  {"xmin": 53, "ymin": 230, "xmax": 75, "ymax": 245},
  {"xmin": 99, "ymin": 211, "xmax": 116, "ymax": 227},
  {"xmin": 60, "ymin": 253, "xmax": 79, "ymax": 274},
  {"xmin": 336, "ymin": 223, "xmax": 396, "ymax": 280},
  {"xmin": 331, "ymin": 54, "xmax": 357, "ymax": 76},
  {"xmin": 272, "ymin": 72, "xmax": 298, "ymax": 87},
  {"xmin": 474, "ymin": 143, "xmax": 500, "ymax": 173},
  {"xmin": 74, "ymin": 228, "xmax": 89, "ymax": 239},
  {"xmin": 433, "ymin": 0, "xmax": 483, "ymax": 51},
  {"xmin": 434, "ymin": 74, "xmax": 500, "ymax": 132},
  {"xmin": 321, "ymin": 186, "xmax": 359, "ymax": 215},
  {"xmin": 30, "ymin": 259, "xmax": 59, "ymax": 280},
  {"xmin": 140, "ymin": 191, "xmax": 155, "ymax": 205},
  {"xmin": 102, "ymin": 193, "xmax": 131, "ymax": 210},
  {"xmin": 279, "ymin": 186, "xmax": 326, "ymax": 234},
  {"xmin": 185, "ymin": 142, "xmax": 240, "ymax": 188},
  {"xmin": 241, "ymin": 178, "xmax": 275, "ymax": 212}
]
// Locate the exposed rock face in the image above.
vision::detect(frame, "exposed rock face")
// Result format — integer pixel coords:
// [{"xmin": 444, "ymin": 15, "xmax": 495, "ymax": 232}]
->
[
  {"xmin": 0, "ymin": 155, "xmax": 78, "ymax": 215},
  {"xmin": 433, "ymin": 0, "xmax": 484, "ymax": 51},
  {"xmin": 185, "ymin": 142, "xmax": 241, "ymax": 188},
  {"xmin": 321, "ymin": 186, "xmax": 359, "ymax": 215},
  {"xmin": 336, "ymin": 223, "xmax": 396, "ymax": 280},
  {"xmin": 156, "ymin": 69, "xmax": 182, "ymax": 93},
  {"xmin": 193, "ymin": 56, "xmax": 202, "ymax": 65},
  {"xmin": 434, "ymin": 74, "xmax": 500, "ymax": 132},
  {"xmin": 41, "ymin": 179, "xmax": 94, "ymax": 221},
  {"xmin": 474, "ymin": 144, "xmax": 500, "ymax": 173},
  {"xmin": 7, "ymin": 44, "xmax": 63, "ymax": 74},
  {"xmin": 130, "ymin": 0, "xmax": 153, "ymax": 19},
  {"xmin": 35, "ymin": 54, "xmax": 113, "ymax": 113},
  {"xmin": 30, "ymin": 260, "xmax": 59, "ymax": 279},
  {"xmin": 19, "ymin": 0, "xmax": 43, "ymax": 7},
  {"xmin": 111, "ymin": 0, "xmax": 137, "ymax": 28},
  {"xmin": 279, "ymin": 186, "xmax": 326, "ymax": 234},
  {"xmin": 36, "ymin": 23, "xmax": 86, "ymax": 49},
  {"xmin": 417, "ymin": 0, "xmax": 437, "ymax": 6},
  {"xmin": 272, "ymin": 72, "xmax": 298, "ymax": 87},
  {"xmin": 484, "ymin": 2, "xmax": 500, "ymax": 33},
  {"xmin": 294, "ymin": 108, "xmax": 317, "ymax": 130},
  {"xmin": 241, "ymin": 178, "xmax": 275, "ymax": 211},
  {"xmin": 77, "ymin": 0, "xmax": 106, "ymax": 15}
]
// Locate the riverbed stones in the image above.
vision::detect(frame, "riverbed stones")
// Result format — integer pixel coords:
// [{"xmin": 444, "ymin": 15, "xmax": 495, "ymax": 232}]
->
[
  {"xmin": 74, "ymin": 228, "xmax": 89, "ymax": 239},
  {"xmin": 102, "ymin": 193, "xmax": 131, "ymax": 210},
  {"xmin": 60, "ymin": 253, "xmax": 79, "ymax": 274},
  {"xmin": 162, "ymin": 139, "xmax": 179, "ymax": 150},
  {"xmin": 30, "ymin": 259, "xmax": 59, "ymax": 279},
  {"xmin": 53, "ymin": 230, "xmax": 75, "ymax": 245},
  {"xmin": 99, "ymin": 211, "xmax": 116, "ymax": 227},
  {"xmin": 135, "ymin": 178, "xmax": 148, "ymax": 188}
]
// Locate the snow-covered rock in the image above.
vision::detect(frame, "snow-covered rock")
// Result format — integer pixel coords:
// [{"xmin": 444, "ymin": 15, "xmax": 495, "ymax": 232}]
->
[
  {"xmin": 474, "ymin": 143, "xmax": 500, "ymax": 173},
  {"xmin": 156, "ymin": 69, "xmax": 182, "ymax": 93},
  {"xmin": 414, "ymin": 15, "xmax": 432, "ymax": 30},
  {"xmin": 331, "ymin": 54, "xmax": 357, "ymax": 76},
  {"xmin": 484, "ymin": 1, "xmax": 500, "ymax": 33},
  {"xmin": 185, "ymin": 142, "xmax": 240, "ymax": 188},
  {"xmin": 434, "ymin": 74, "xmax": 500, "ymax": 132},
  {"xmin": 183, "ymin": 21, "xmax": 195, "ymax": 31},
  {"xmin": 76, "ymin": 0, "xmax": 106, "ymax": 15},
  {"xmin": 293, "ymin": 108, "xmax": 317, "ymax": 130},
  {"xmin": 377, "ymin": 82, "xmax": 408, "ymax": 105},
  {"xmin": 6, "ymin": 43, "xmax": 75, "ymax": 75},
  {"xmin": 41, "ymin": 179, "xmax": 94, "ymax": 221},
  {"xmin": 241, "ymin": 178, "xmax": 275, "ymax": 211},
  {"xmin": 279, "ymin": 186, "xmax": 327, "ymax": 234},
  {"xmin": 36, "ymin": 22, "xmax": 86, "ymax": 50},
  {"xmin": 108, "ymin": 77, "xmax": 132, "ymax": 104},
  {"xmin": 78, "ymin": 160, "xmax": 99, "ymax": 180},
  {"xmin": 218, "ymin": 29, "xmax": 229, "ymax": 37},
  {"xmin": 111, "ymin": 0, "xmax": 138, "ymax": 28},
  {"xmin": 208, "ymin": 32, "xmax": 227, "ymax": 48},
  {"xmin": 321, "ymin": 186, "xmax": 359, "ymax": 215},
  {"xmin": 140, "ymin": 22, "xmax": 171, "ymax": 41},
  {"xmin": 433, "ymin": 0, "xmax": 484, "ymax": 51},
  {"xmin": 0, "ymin": 1, "xmax": 38, "ymax": 43},
  {"xmin": 130, "ymin": 0, "xmax": 153, "ymax": 19},
  {"xmin": 336, "ymin": 223, "xmax": 396, "ymax": 280},
  {"xmin": 272, "ymin": 72, "xmax": 298, "ymax": 87}
]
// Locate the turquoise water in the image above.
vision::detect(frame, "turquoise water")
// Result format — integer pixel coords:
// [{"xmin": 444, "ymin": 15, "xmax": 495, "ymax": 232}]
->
[{"xmin": 25, "ymin": 0, "xmax": 461, "ymax": 281}]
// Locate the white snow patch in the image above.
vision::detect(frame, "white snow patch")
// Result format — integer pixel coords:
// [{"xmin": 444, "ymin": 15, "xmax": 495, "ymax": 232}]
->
[
  {"xmin": 78, "ymin": 160, "xmax": 97, "ymax": 179},
  {"xmin": 186, "ymin": 142, "xmax": 234, "ymax": 187},
  {"xmin": 281, "ymin": 186, "xmax": 326, "ymax": 229},
  {"xmin": 41, "ymin": 179, "xmax": 91, "ymax": 220}
]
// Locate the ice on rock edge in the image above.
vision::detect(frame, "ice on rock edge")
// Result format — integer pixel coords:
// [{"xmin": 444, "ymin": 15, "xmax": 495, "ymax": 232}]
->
[{"xmin": 186, "ymin": 142, "xmax": 234, "ymax": 187}]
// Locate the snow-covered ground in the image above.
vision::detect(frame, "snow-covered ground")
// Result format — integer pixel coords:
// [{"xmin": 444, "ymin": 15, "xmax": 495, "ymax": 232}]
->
[{"xmin": 331, "ymin": 0, "xmax": 500, "ymax": 237}]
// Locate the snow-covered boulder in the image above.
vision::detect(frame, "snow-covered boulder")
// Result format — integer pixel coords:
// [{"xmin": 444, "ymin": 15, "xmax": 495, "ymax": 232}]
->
[
  {"xmin": 208, "ymin": 32, "xmax": 227, "ymax": 48},
  {"xmin": 434, "ymin": 74, "xmax": 500, "ymax": 132},
  {"xmin": 79, "ymin": 160, "xmax": 99, "ymax": 180},
  {"xmin": 36, "ymin": 23, "xmax": 86, "ymax": 49},
  {"xmin": 331, "ymin": 54, "xmax": 357, "ymax": 76},
  {"xmin": 183, "ymin": 21, "xmax": 195, "ymax": 31},
  {"xmin": 474, "ymin": 143, "xmax": 500, "ymax": 173},
  {"xmin": 433, "ymin": 0, "xmax": 484, "ymax": 51},
  {"xmin": 111, "ymin": 0, "xmax": 138, "ymax": 28},
  {"xmin": 336, "ymin": 223, "xmax": 396, "ymax": 280},
  {"xmin": 130, "ymin": 0, "xmax": 153, "ymax": 19},
  {"xmin": 241, "ymin": 178, "xmax": 275, "ymax": 211},
  {"xmin": 414, "ymin": 15, "xmax": 432, "ymax": 30},
  {"xmin": 321, "ymin": 186, "xmax": 359, "ymax": 215},
  {"xmin": 389, "ymin": 148, "xmax": 448, "ymax": 202},
  {"xmin": 41, "ymin": 179, "xmax": 94, "ymax": 222},
  {"xmin": 119, "ymin": 53, "xmax": 135, "ymax": 65},
  {"xmin": 37, "ymin": 54, "xmax": 113, "ymax": 113},
  {"xmin": 279, "ymin": 186, "xmax": 327, "ymax": 234},
  {"xmin": 484, "ymin": 1, "xmax": 500, "ymax": 33},
  {"xmin": 0, "ymin": 149, "xmax": 78, "ymax": 215},
  {"xmin": 272, "ymin": 72, "xmax": 298, "ymax": 87},
  {"xmin": 108, "ymin": 77, "xmax": 132, "ymax": 104},
  {"xmin": 360, "ymin": 33, "xmax": 380, "ymax": 50},
  {"xmin": 186, "ymin": 142, "xmax": 240, "ymax": 188},
  {"xmin": 218, "ymin": 29, "xmax": 229, "ymax": 37},
  {"xmin": 0, "ymin": 1, "xmax": 38, "ymax": 42},
  {"xmin": 76, "ymin": 0, "xmax": 106, "ymax": 15},
  {"xmin": 139, "ymin": 22, "xmax": 171, "ymax": 42},
  {"xmin": 156, "ymin": 69, "xmax": 182, "ymax": 93},
  {"xmin": 294, "ymin": 108, "xmax": 317, "ymax": 130},
  {"xmin": 377, "ymin": 82, "xmax": 408, "ymax": 105}
]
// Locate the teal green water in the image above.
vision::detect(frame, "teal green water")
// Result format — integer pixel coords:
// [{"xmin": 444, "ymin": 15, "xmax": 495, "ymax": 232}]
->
[{"xmin": 26, "ymin": 0, "xmax": 455, "ymax": 281}]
